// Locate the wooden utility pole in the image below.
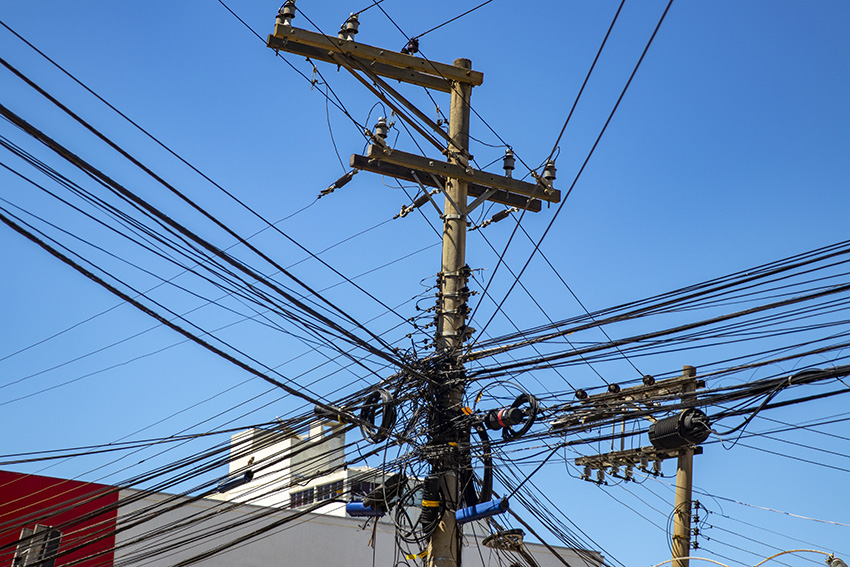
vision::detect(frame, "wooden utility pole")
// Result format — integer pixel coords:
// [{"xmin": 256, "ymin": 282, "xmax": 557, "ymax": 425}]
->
[
  {"xmin": 266, "ymin": 13, "xmax": 559, "ymax": 567},
  {"xmin": 671, "ymin": 365, "xmax": 697, "ymax": 567},
  {"xmin": 427, "ymin": 58, "xmax": 473, "ymax": 567},
  {"xmin": 436, "ymin": 58, "xmax": 472, "ymax": 356}
]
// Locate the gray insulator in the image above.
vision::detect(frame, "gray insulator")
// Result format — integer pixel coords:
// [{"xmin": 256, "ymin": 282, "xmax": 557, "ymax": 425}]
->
[
  {"xmin": 542, "ymin": 160, "xmax": 557, "ymax": 184},
  {"xmin": 277, "ymin": 1, "xmax": 296, "ymax": 26},
  {"xmin": 503, "ymin": 148, "xmax": 515, "ymax": 178},
  {"xmin": 373, "ymin": 117, "xmax": 388, "ymax": 142},
  {"xmin": 339, "ymin": 13, "xmax": 360, "ymax": 41},
  {"xmin": 491, "ymin": 208, "xmax": 512, "ymax": 224}
]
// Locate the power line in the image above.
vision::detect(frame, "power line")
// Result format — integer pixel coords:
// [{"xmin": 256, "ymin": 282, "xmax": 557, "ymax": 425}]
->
[
  {"xmin": 470, "ymin": 0, "xmax": 676, "ymax": 345},
  {"xmin": 412, "ymin": 0, "xmax": 497, "ymax": 40}
]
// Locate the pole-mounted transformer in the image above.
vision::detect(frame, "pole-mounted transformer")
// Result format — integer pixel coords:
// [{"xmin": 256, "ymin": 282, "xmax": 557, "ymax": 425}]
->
[{"xmin": 648, "ymin": 408, "xmax": 711, "ymax": 450}]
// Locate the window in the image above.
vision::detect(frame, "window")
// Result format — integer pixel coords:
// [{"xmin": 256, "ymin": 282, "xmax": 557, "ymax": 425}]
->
[
  {"xmin": 289, "ymin": 488, "xmax": 314, "ymax": 508},
  {"xmin": 316, "ymin": 480, "xmax": 343, "ymax": 501},
  {"xmin": 12, "ymin": 525, "xmax": 62, "ymax": 567}
]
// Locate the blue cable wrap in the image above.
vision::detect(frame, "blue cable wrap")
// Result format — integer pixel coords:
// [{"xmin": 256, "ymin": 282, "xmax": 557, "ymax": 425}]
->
[
  {"xmin": 455, "ymin": 497, "xmax": 509, "ymax": 525},
  {"xmin": 346, "ymin": 501, "xmax": 385, "ymax": 517}
]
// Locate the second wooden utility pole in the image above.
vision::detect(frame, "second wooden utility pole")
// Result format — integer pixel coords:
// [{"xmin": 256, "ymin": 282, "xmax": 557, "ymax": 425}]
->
[
  {"xmin": 671, "ymin": 365, "xmax": 697, "ymax": 567},
  {"xmin": 428, "ymin": 58, "xmax": 473, "ymax": 567}
]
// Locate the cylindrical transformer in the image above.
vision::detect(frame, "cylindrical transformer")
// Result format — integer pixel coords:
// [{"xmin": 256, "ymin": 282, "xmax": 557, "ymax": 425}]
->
[{"xmin": 648, "ymin": 408, "xmax": 711, "ymax": 450}]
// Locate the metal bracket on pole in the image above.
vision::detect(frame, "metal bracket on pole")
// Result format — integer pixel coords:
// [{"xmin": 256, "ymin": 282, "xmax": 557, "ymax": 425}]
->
[
  {"xmin": 428, "ymin": 172, "xmax": 464, "ymax": 217},
  {"xmin": 466, "ymin": 187, "xmax": 497, "ymax": 213},
  {"xmin": 411, "ymin": 171, "xmax": 447, "ymax": 217}
]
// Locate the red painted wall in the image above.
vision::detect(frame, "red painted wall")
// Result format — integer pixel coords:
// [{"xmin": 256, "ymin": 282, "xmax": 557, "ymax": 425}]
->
[{"xmin": 0, "ymin": 470, "xmax": 118, "ymax": 567}]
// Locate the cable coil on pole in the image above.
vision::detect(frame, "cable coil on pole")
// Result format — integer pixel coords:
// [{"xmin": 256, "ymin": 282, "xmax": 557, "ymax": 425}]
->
[{"xmin": 360, "ymin": 388, "xmax": 397, "ymax": 443}]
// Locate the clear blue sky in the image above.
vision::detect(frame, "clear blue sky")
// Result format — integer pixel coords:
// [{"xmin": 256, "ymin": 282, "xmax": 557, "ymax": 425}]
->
[{"xmin": 1, "ymin": 1, "xmax": 848, "ymax": 566}]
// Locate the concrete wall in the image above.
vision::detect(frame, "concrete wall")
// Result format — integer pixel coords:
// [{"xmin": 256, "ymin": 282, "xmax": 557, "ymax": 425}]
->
[{"xmin": 115, "ymin": 490, "xmax": 604, "ymax": 567}]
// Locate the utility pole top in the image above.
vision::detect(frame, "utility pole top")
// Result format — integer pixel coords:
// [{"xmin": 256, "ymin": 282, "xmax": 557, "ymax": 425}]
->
[
  {"xmin": 265, "ymin": 15, "xmax": 558, "ymax": 567},
  {"xmin": 267, "ymin": 24, "xmax": 483, "ymax": 93}
]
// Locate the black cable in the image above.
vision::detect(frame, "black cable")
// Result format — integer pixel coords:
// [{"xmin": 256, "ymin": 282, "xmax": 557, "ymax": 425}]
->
[
  {"xmin": 0, "ymin": 60, "xmax": 415, "ymax": 376},
  {"xmin": 412, "ymin": 0, "xmax": 496, "ymax": 39},
  {"xmin": 470, "ymin": 0, "xmax": 676, "ymax": 346}
]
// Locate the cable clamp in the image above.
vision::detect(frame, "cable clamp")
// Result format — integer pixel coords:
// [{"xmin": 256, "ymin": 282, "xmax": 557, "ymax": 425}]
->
[
  {"xmin": 441, "ymin": 266, "xmax": 471, "ymax": 278},
  {"xmin": 440, "ymin": 291, "xmax": 469, "ymax": 298}
]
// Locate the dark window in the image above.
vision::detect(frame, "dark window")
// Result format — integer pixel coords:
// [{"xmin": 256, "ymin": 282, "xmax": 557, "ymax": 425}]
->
[
  {"xmin": 316, "ymin": 480, "xmax": 344, "ymax": 501},
  {"xmin": 290, "ymin": 488, "xmax": 314, "ymax": 508},
  {"xmin": 12, "ymin": 525, "xmax": 62, "ymax": 567},
  {"xmin": 350, "ymin": 480, "xmax": 377, "ymax": 498}
]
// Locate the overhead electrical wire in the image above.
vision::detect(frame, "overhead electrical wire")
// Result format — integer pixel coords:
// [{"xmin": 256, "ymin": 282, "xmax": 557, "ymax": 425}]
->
[
  {"xmin": 466, "ymin": 242, "xmax": 850, "ymax": 367},
  {"xmin": 464, "ymin": 0, "xmax": 630, "ymax": 341},
  {"xmin": 471, "ymin": 0, "xmax": 677, "ymax": 349},
  {"xmin": 410, "ymin": 0, "xmax": 497, "ymax": 40},
  {"xmin": 2, "ymin": 19, "xmax": 422, "ymax": 370},
  {"xmin": 3, "ymin": 6, "xmax": 849, "ymax": 567},
  {"xmin": 0, "ymin": 61, "xmax": 415, "ymax": 378}
]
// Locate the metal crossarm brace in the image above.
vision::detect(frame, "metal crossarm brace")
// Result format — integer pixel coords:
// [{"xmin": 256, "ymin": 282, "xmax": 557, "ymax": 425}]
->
[{"xmin": 410, "ymin": 171, "xmax": 446, "ymax": 216}]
